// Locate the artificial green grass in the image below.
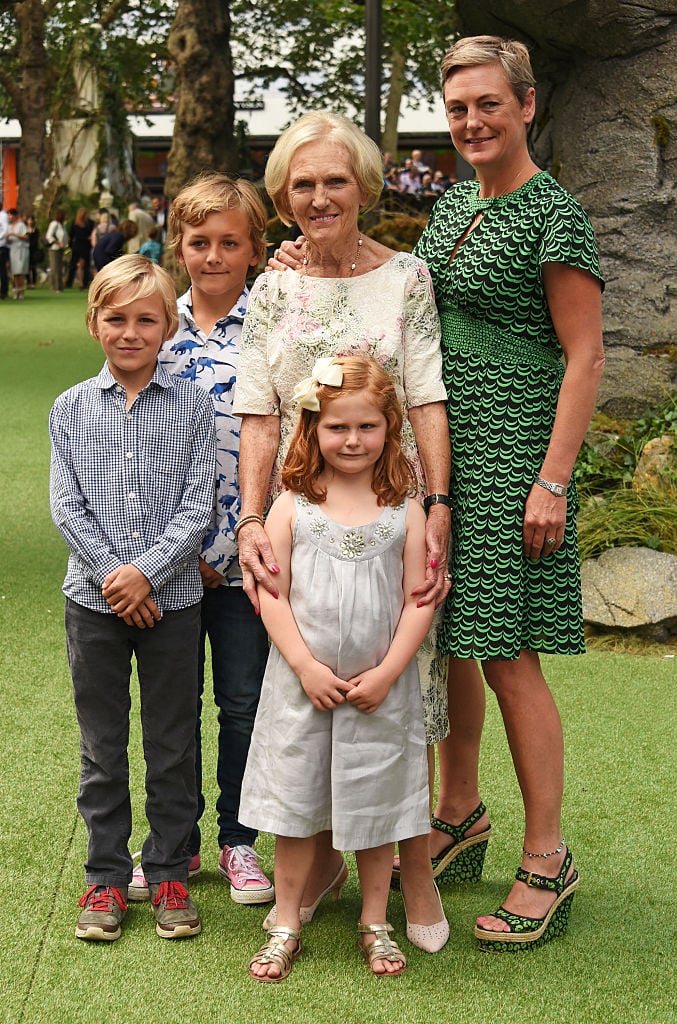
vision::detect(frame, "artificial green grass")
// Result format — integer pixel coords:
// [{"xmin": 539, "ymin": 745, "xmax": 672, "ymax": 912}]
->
[{"xmin": 1, "ymin": 289, "xmax": 675, "ymax": 1023}]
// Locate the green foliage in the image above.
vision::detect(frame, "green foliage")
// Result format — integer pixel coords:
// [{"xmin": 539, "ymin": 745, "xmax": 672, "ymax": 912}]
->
[
  {"xmin": 264, "ymin": 214, "xmax": 297, "ymax": 248},
  {"xmin": 365, "ymin": 211, "xmax": 428, "ymax": 252},
  {"xmin": 230, "ymin": 0, "xmax": 458, "ymax": 126},
  {"xmin": 650, "ymin": 114, "xmax": 671, "ymax": 148},
  {"xmin": 574, "ymin": 392, "xmax": 677, "ymax": 494},
  {"xmin": 584, "ymin": 626, "xmax": 677, "ymax": 656},
  {"xmin": 0, "ymin": 1, "xmax": 174, "ymax": 121},
  {"xmin": 578, "ymin": 486, "xmax": 677, "ymax": 561},
  {"xmin": 576, "ymin": 392, "xmax": 677, "ymax": 561}
]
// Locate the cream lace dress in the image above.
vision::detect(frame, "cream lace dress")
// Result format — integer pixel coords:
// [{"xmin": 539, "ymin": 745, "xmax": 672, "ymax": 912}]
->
[{"xmin": 233, "ymin": 252, "xmax": 450, "ymax": 743}]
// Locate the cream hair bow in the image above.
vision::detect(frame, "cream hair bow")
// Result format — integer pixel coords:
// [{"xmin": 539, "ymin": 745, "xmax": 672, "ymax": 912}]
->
[{"xmin": 292, "ymin": 357, "xmax": 344, "ymax": 411}]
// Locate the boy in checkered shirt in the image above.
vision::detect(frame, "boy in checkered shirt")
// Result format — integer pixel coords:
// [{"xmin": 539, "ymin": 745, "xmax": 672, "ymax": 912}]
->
[{"xmin": 49, "ymin": 255, "xmax": 215, "ymax": 942}]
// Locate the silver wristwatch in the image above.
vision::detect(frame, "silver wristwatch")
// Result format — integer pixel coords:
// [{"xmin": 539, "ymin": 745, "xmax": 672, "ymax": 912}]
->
[{"xmin": 535, "ymin": 475, "xmax": 568, "ymax": 497}]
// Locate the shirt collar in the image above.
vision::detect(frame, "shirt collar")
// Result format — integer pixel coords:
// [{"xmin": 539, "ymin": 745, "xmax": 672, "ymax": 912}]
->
[
  {"xmin": 96, "ymin": 361, "xmax": 174, "ymax": 393},
  {"xmin": 177, "ymin": 286, "xmax": 250, "ymax": 330}
]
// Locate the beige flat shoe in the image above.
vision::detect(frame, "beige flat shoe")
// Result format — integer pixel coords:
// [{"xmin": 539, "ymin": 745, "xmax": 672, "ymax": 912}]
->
[{"xmin": 262, "ymin": 858, "xmax": 348, "ymax": 929}]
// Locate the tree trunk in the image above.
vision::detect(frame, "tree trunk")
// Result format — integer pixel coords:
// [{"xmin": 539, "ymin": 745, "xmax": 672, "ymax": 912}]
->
[
  {"xmin": 163, "ymin": 0, "xmax": 236, "ymax": 203},
  {"xmin": 13, "ymin": 0, "xmax": 53, "ymax": 213},
  {"xmin": 382, "ymin": 47, "xmax": 406, "ymax": 158}
]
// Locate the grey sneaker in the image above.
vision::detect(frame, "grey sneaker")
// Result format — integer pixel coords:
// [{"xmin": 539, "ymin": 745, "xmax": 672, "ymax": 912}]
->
[
  {"xmin": 149, "ymin": 880, "xmax": 201, "ymax": 939},
  {"xmin": 75, "ymin": 885, "xmax": 127, "ymax": 941}
]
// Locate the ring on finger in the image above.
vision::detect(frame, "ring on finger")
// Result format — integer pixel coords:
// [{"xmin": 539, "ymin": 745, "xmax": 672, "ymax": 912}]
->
[
  {"xmin": 545, "ymin": 537, "xmax": 556, "ymax": 546},
  {"xmin": 274, "ymin": 247, "xmax": 280, "ymax": 258},
  {"xmin": 444, "ymin": 573, "xmax": 452, "ymax": 580}
]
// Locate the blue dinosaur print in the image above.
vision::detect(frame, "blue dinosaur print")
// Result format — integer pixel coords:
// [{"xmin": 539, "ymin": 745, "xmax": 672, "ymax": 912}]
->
[
  {"xmin": 169, "ymin": 336, "xmax": 203, "ymax": 355},
  {"xmin": 158, "ymin": 286, "xmax": 251, "ymax": 587}
]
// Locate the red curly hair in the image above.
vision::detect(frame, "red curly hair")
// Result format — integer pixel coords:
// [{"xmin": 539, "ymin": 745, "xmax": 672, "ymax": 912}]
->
[{"xmin": 282, "ymin": 355, "xmax": 416, "ymax": 505}]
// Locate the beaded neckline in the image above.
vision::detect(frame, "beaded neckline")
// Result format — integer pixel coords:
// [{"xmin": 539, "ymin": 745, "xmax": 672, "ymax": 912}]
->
[
  {"xmin": 466, "ymin": 170, "xmax": 547, "ymax": 214},
  {"xmin": 297, "ymin": 495, "xmax": 406, "ymax": 559}
]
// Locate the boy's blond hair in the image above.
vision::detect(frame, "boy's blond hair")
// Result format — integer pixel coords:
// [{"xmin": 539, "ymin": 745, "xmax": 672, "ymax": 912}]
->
[
  {"xmin": 86, "ymin": 255, "xmax": 178, "ymax": 339},
  {"xmin": 168, "ymin": 172, "xmax": 267, "ymax": 261}
]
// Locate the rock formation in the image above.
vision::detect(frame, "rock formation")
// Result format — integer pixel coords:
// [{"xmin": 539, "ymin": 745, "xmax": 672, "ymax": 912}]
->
[
  {"xmin": 456, "ymin": 1, "xmax": 677, "ymax": 412},
  {"xmin": 582, "ymin": 546, "xmax": 677, "ymax": 640}
]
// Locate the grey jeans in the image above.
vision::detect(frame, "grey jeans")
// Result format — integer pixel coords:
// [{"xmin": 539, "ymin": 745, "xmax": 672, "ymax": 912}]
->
[{"xmin": 65, "ymin": 599, "xmax": 200, "ymax": 888}]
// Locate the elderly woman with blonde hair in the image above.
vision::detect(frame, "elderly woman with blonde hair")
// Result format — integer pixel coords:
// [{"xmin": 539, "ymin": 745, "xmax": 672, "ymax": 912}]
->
[{"xmin": 233, "ymin": 111, "xmax": 453, "ymax": 972}]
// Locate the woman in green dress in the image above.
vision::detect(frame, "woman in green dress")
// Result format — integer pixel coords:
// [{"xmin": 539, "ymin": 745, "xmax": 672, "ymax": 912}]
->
[{"xmin": 414, "ymin": 35, "xmax": 604, "ymax": 951}]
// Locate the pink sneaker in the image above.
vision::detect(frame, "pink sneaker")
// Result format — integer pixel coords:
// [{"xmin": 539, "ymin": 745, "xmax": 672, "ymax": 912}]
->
[
  {"xmin": 127, "ymin": 851, "xmax": 201, "ymax": 902},
  {"xmin": 218, "ymin": 844, "xmax": 274, "ymax": 904}
]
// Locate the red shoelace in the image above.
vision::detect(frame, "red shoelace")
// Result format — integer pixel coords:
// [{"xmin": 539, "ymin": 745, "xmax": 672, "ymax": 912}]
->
[
  {"xmin": 152, "ymin": 880, "xmax": 190, "ymax": 909},
  {"xmin": 78, "ymin": 885, "xmax": 127, "ymax": 912}
]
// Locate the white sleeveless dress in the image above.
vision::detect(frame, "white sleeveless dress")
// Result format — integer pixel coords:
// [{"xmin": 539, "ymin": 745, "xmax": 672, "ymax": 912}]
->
[{"xmin": 238, "ymin": 495, "xmax": 429, "ymax": 851}]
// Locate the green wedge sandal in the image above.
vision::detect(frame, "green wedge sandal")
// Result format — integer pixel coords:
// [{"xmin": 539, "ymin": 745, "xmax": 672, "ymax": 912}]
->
[
  {"xmin": 475, "ymin": 847, "xmax": 580, "ymax": 953},
  {"xmin": 391, "ymin": 801, "xmax": 492, "ymax": 889}
]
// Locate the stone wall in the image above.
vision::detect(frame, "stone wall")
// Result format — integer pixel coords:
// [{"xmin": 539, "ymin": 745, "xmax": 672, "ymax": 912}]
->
[{"xmin": 456, "ymin": 1, "xmax": 677, "ymax": 413}]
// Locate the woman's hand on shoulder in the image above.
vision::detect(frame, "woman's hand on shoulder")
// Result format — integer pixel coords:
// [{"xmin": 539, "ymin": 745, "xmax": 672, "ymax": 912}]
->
[{"xmin": 266, "ymin": 237, "xmax": 305, "ymax": 273}]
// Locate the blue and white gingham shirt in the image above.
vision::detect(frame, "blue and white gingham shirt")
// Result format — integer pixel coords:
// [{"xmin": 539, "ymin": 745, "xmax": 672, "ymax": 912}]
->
[
  {"xmin": 49, "ymin": 362, "xmax": 216, "ymax": 614},
  {"xmin": 158, "ymin": 287, "xmax": 247, "ymax": 586}
]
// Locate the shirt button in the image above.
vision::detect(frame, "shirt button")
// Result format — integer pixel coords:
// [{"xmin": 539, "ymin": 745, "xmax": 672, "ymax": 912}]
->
[
  {"xmin": 132, "ymin": 531, "xmax": 140, "ymax": 538},
  {"xmin": 126, "ymin": 451, "xmax": 133, "ymax": 459},
  {"xmin": 128, "ymin": 492, "xmax": 136, "ymax": 499},
  {"xmin": 115, "ymin": 385, "xmax": 123, "ymax": 393}
]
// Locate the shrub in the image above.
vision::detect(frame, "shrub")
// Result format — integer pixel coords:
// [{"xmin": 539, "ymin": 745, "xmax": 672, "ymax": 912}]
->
[
  {"xmin": 575, "ymin": 392, "xmax": 677, "ymax": 494},
  {"xmin": 578, "ymin": 485, "xmax": 677, "ymax": 561},
  {"xmin": 364, "ymin": 211, "xmax": 427, "ymax": 252}
]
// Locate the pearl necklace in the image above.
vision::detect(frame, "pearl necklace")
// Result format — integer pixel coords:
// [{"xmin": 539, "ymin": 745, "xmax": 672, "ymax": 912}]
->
[{"xmin": 302, "ymin": 234, "xmax": 363, "ymax": 277}]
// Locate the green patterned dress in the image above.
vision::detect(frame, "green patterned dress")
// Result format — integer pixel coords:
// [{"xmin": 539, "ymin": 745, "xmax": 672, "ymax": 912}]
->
[{"xmin": 414, "ymin": 171, "xmax": 603, "ymax": 660}]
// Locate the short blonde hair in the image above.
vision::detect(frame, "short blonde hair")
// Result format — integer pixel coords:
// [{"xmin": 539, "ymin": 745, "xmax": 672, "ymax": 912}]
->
[
  {"xmin": 265, "ymin": 112, "xmax": 384, "ymax": 226},
  {"xmin": 441, "ymin": 36, "xmax": 535, "ymax": 105},
  {"xmin": 168, "ymin": 172, "xmax": 267, "ymax": 259},
  {"xmin": 86, "ymin": 255, "xmax": 178, "ymax": 339}
]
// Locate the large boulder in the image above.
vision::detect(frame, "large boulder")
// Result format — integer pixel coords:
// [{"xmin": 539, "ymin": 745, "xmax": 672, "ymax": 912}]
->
[
  {"xmin": 455, "ymin": 1, "xmax": 677, "ymax": 361},
  {"xmin": 581, "ymin": 545, "xmax": 677, "ymax": 640}
]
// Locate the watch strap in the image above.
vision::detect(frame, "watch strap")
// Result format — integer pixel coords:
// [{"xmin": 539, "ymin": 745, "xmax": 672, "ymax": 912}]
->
[
  {"xmin": 423, "ymin": 493, "xmax": 453, "ymax": 513},
  {"xmin": 534, "ymin": 476, "xmax": 568, "ymax": 497}
]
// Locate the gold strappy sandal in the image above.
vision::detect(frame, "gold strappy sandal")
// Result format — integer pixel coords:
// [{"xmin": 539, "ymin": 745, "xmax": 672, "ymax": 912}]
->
[
  {"xmin": 357, "ymin": 923, "xmax": 406, "ymax": 977},
  {"xmin": 249, "ymin": 926, "xmax": 302, "ymax": 983}
]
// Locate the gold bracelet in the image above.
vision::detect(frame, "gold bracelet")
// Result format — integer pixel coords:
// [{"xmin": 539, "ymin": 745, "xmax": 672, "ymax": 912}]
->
[{"xmin": 233, "ymin": 513, "xmax": 265, "ymax": 539}]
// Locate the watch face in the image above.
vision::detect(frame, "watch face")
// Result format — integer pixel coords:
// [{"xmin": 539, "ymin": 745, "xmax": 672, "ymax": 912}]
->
[{"xmin": 536, "ymin": 477, "xmax": 566, "ymax": 497}]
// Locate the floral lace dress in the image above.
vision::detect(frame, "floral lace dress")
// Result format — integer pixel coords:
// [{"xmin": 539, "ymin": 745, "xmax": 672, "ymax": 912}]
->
[
  {"xmin": 238, "ymin": 496, "xmax": 429, "ymax": 850},
  {"xmin": 233, "ymin": 253, "xmax": 450, "ymax": 742}
]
